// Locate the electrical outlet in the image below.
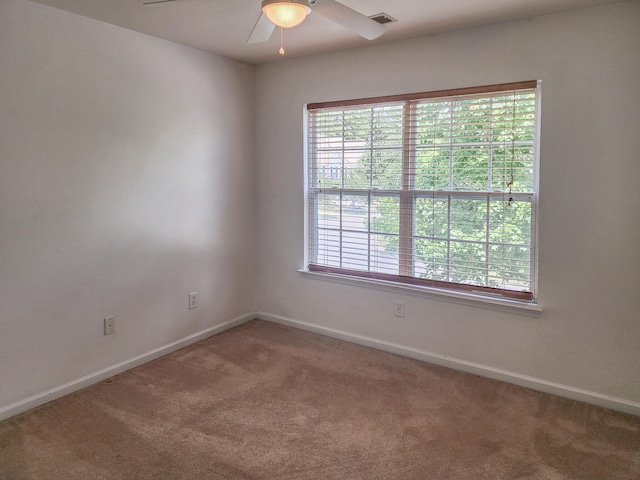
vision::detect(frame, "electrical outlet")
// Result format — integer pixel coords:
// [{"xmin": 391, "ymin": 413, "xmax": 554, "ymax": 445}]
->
[
  {"xmin": 188, "ymin": 292, "xmax": 198, "ymax": 310},
  {"xmin": 104, "ymin": 316, "xmax": 115, "ymax": 335},
  {"xmin": 394, "ymin": 300, "xmax": 405, "ymax": 318}
]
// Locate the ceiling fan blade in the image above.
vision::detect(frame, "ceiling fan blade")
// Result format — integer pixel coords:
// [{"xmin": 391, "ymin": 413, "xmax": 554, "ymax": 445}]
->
[
  {"xmin": 142, "ymin": 0, "xmax": 178, "ymax": 5},
  {"xmin": 247, "ymin": 12, "xmax": 276, "ymax": 44},
  {"xmin": 311, "ymin": 0, "xmax": 386, "ymax": 40}
]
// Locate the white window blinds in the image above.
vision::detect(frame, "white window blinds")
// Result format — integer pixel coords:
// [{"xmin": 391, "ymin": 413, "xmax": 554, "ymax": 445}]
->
[{"xmin": 307, "ymin": 81, "xmax": 539, "ymax": 302}]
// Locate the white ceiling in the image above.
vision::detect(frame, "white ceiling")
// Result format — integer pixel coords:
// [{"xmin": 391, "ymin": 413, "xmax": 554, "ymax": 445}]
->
[{"xmin": 29, "ymin": 0, "xmax": 621, "ymax": 64}]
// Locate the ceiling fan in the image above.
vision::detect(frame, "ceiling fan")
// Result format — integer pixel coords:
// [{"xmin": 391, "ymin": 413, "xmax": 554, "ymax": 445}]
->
[{"xmin": 247, "ymin": 0, "xmax": 387, "ymax": 44}]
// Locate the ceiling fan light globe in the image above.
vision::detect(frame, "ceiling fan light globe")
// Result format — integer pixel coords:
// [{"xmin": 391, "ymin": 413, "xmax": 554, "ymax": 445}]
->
[{"xmin": 262, "ymin": 0, "xmax": 311, "ymax": 29}]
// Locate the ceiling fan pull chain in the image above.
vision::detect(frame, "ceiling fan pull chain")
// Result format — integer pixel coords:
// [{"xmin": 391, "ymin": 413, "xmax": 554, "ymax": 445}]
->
[{"xmin": 279, "ymin": 27, "xmax": 285, "ymax": 55}]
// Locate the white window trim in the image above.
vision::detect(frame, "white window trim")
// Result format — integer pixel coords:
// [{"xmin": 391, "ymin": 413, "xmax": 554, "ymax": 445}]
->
[{"xmin": 298, "ymin": 268, "xmax": 543, "ymax": 313}]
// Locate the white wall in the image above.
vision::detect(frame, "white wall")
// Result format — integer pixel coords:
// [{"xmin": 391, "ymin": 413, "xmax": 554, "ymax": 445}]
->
[
  {"xmin": 2, "ymin": 0, "xmax": 639, "ymax": 419},
  {"xmin": 254, "ymin": 2, "xmax": 640, "ymax": 410},
  {"xmin": 0, "ymin": 0, "xmax": 256, "ymax": 413}
]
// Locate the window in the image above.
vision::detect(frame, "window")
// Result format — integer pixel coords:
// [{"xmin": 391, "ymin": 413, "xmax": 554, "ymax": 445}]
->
[{"xmin": 306, "ymin": 81, "xmax": 539, "ymax": 302}]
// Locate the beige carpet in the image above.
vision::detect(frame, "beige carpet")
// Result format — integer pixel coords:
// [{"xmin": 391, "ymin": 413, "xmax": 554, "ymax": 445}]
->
[{"xmin": 1, "ymin": 319, "xmax": 639, "ymax": 479}]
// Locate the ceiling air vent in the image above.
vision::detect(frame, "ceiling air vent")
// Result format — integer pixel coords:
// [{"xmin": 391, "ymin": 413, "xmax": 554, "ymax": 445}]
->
[{"xmin": 368, "ymin": 13, "xmax": 397, "ymax": 25}]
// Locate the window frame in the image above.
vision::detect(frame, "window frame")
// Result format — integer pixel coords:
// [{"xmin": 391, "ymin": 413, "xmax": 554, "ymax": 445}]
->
[{"xmin": 304, "ymin": 81, "xmax": 541, "ymax": 306}]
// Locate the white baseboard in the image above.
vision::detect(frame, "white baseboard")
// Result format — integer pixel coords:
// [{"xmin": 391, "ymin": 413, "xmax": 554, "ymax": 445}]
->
[
  {"xmin": 256, "ymin": 311, "xmax": 640, "ymax": 417},
  {"xmin": 0, "ymin": 312, "xmax": 255, "ymax": 422},
  {"xmin": 5, "ymin": 311, "xmax": 638, "ymax": 421}
]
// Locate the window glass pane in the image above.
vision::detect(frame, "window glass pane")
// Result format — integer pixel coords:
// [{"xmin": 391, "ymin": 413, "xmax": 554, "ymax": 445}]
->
[
  {"xmin": 315, "ymin": 228, "xmax": 341, "ymax": 268},
  {"xmin": 414, "ymin": 148, "xmax": 450, "ymax": 190},
  {"xmin": 448, "ymin": 241, "xmax": 487, "ymax": 286},
  {"xmin": 317, "ymin": 193, "xmax": 340, "ymax": 230},
  {"xmin": 414, "ymin": 238, "xmax": 448, "ymax": 282},
  {"xmin": 449, "ymin": 198, "xmax": 487, "ymax": 243},
  {"xmin": 370, "ymin": 234, "xmax": 399, "ymax": 275},
  {"xmin": 372, "ymin": 105, "xmax": 403, "ymax": 148},
  {"xmin": 491, "ymin": 93, "xmax": 536, "ymax": 143},
  {"xmin": 452, "ymin": 146, "xmax": 490, "ymax": 191},
  {"xmin": 415, "ymin": 197, "xmax": 448, "ymax": 239},
  {"xmin": 342, "ymin": 232, "xmax": 369, "ymax": 270},
  {"xmin": 372, "ymin": 149, "xmax": 403, "ymax": 190},
  {"xmin": 313, "ymin": 111, "xmax": 343, "ymax": 139},
  {"xmin": 342, "ymin": 148, "xmax": 370, "ymax": 190},
  {"xmin": 368, "ymin": 195, "xmax": 400, "ymax": 273},
  {"xmin": 488, "ymin": 244, "xmax": 531, "ymax": 290},
  {"xmin": 488, "ymin": 199, "xmax": 531, "ymax": 245},
  {"xmin": 415, "ymin": 101, "xmax": 452, "ymax": 146},
  {"xmin": 452, "ymin": 97, "xmax": 491, "ymax": 144},
  {"xmin": 491, "ymin": 147, "xmax": 534, "ymax": 193},
  {"xmin": 313, "ymin": 148, "xmax": 343, "ymax": 189},
  {"xmin": 343, "ymin": 108, "xmax": 372, "ymax": 142},
  {"xmin": 371, "ymin": 195, "xmax": 399, "ymax": 235},
  {"xmin": 341, "ymin": 194, "xmax": 368, "ymax": 232}
]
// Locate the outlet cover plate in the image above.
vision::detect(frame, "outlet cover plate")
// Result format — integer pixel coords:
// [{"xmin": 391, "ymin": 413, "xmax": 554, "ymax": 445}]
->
[
  {"xmin": 189, "ymin": 292, "xmax": 198, "ymax": 309},
  {"xmin": 104, "ymin": 316, "xmax": 115, "ymax": 335},
  {"xmin": 394, "ymin": 300, "xmax": 405, "ymax": 318}
]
